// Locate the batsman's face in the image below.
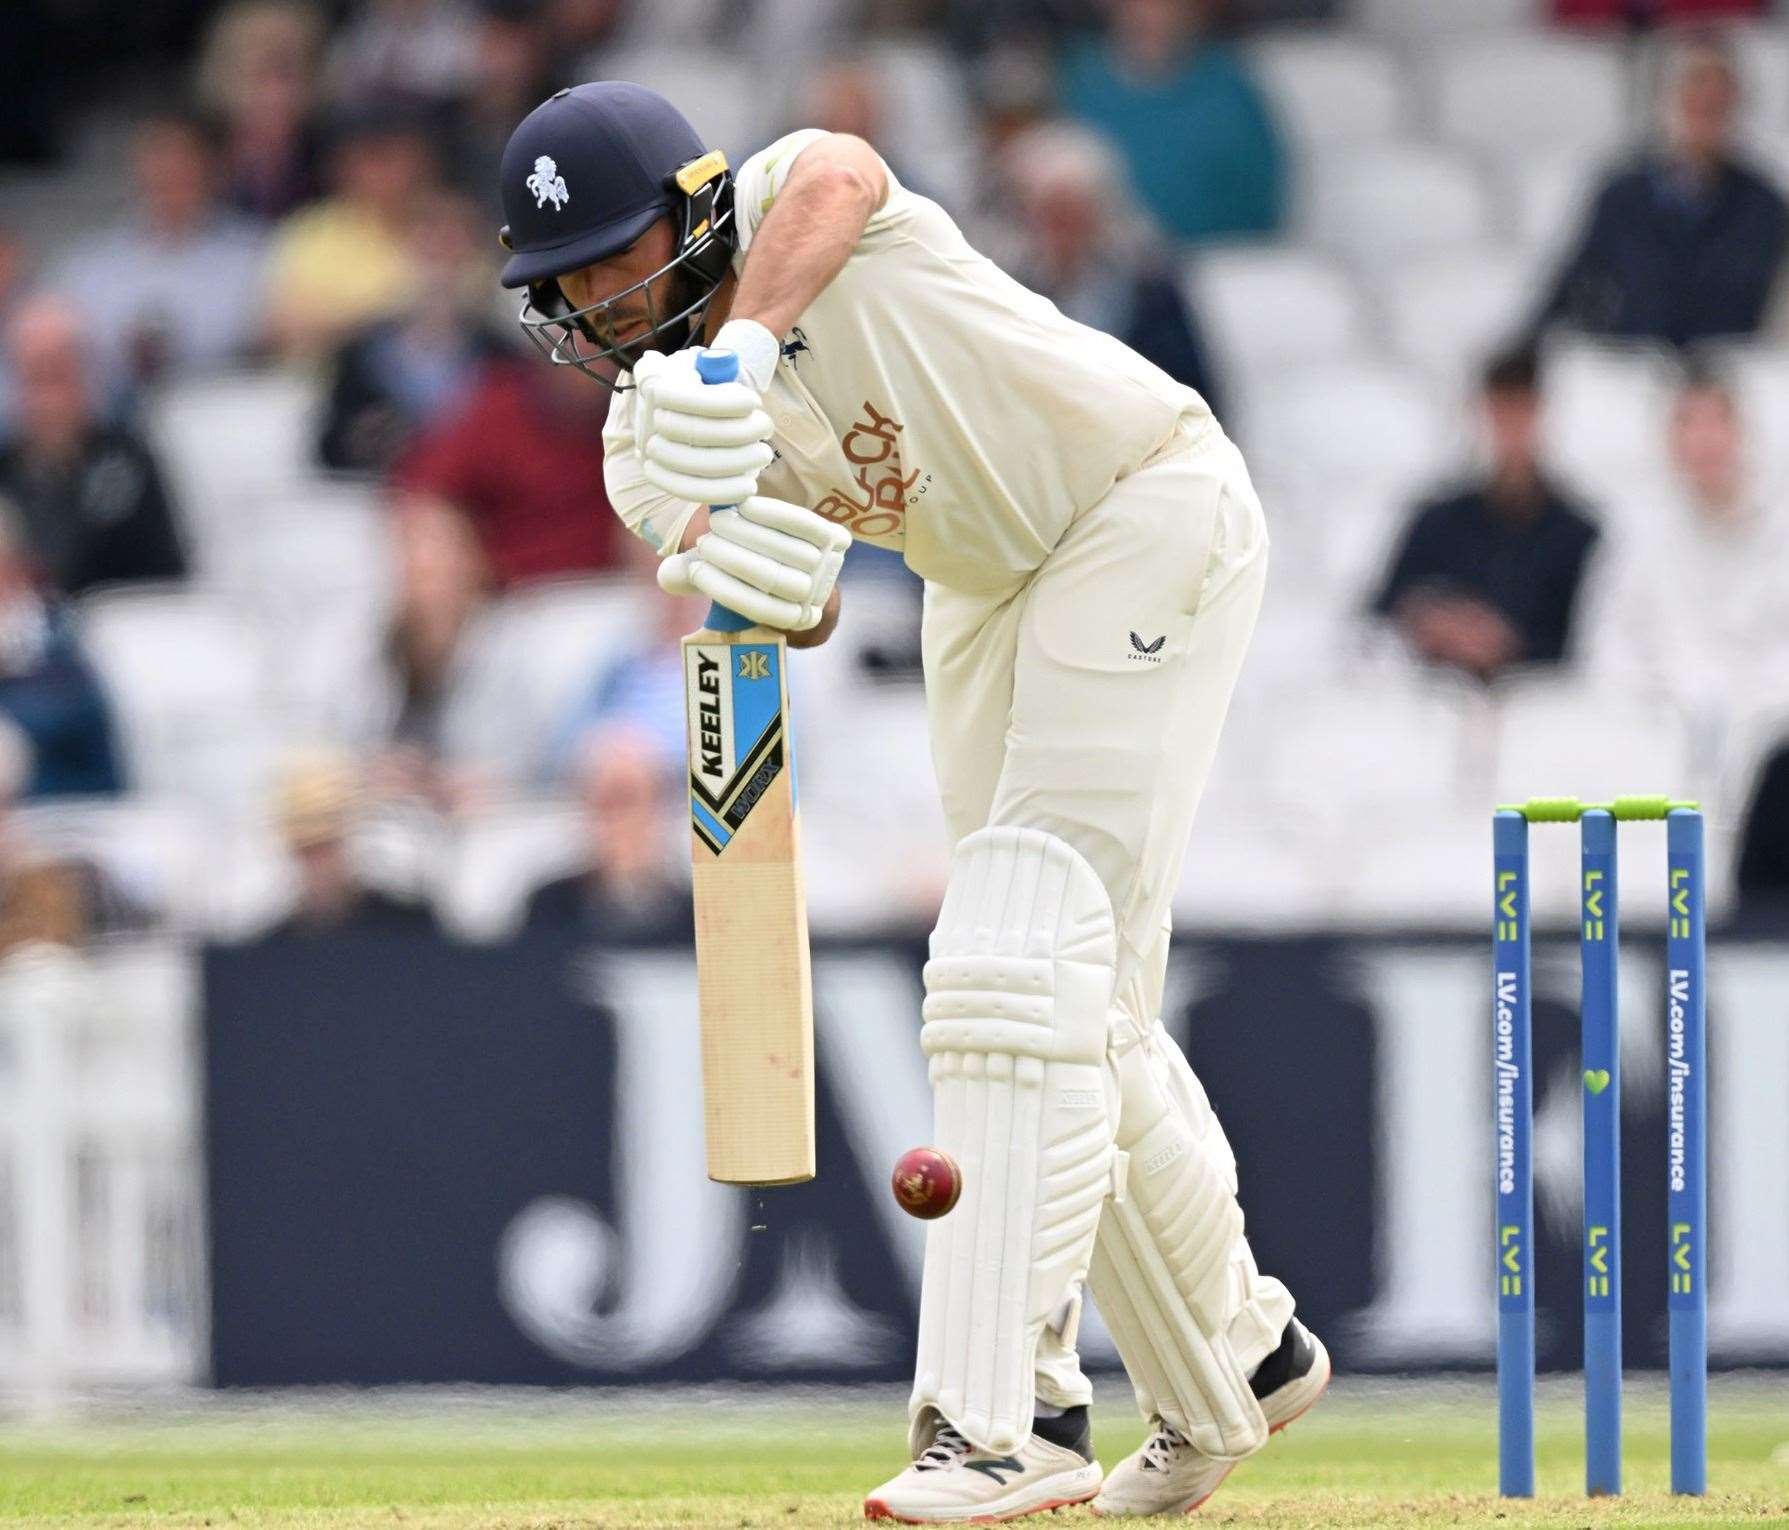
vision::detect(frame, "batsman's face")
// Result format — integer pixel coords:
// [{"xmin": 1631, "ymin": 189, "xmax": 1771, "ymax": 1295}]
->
[{"xmin": 557, "ymin": 217, "xmax": 680, "ymax": 351}]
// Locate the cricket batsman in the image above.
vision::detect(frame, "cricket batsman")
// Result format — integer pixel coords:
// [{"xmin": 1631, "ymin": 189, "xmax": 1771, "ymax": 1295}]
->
[{"xmin": 496, "ymin": 81, "xmax": 1328, "ymax": 1522}]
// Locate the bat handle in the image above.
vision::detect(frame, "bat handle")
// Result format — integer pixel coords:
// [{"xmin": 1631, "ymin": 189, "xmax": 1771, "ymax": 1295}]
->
[{"xmin": 693, "ymin": 348, "xmax": 755, "ymax": 634}]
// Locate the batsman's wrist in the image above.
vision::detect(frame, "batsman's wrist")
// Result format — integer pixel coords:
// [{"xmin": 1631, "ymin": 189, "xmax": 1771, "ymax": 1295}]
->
[{"xmin": 710, "ymin": 318, "xmax": 780, "ymax": 392}]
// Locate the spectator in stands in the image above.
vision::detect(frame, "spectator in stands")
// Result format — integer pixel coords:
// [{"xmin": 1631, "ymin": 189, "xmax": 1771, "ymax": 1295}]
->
[
  {"xmin": 317, "ymin": 189, "xmax": 509, "ymax": 475},
  {"xmin": 1736, "ymin": 741, "xmax": 1789, "ymax": 914},
  {"xmin": 549, "ymin": 567, "xmax": 696, "ymax": 782},
  {"xmin": 522, "ymin": 724, "xmax": 690, "ymax": 940},
  {"xmin": 49, "ymin": 109, "xmax": 267, "ymax": 393},
  {"xmin": 544, "ymin": 0, "xmax": 630, "ymax": 60},
  {"xmin": 195, "ymin": 0, "xmax": 327, "ymax": 223},
  {"xmin": 0, "ymin": 226, "xmax": 30, "ymax": 428},
  {"xmin": 1582, "ymin": 371, "xmax": 1789, "ymax": 713},
  {"xmin": 1555, "ymin": 0, "xmax": 1764, "ymax": 23},
  {"xmin": 357, "ymin": 498, "xmax": 489, "ymax": 811},
  {"xmin": 0, "ymin": 714, "xmax": 150, "ymax": 952},
  {"xmin": 1372, "ymin": 348, "xmax": 1600, "ymax": 683},
  {"xmin": 262, "ymin": 106, "xmax": 438, "ymax": 360},
  {"xmin": 0, "ymin": 717, "xmax": 81, "ymax": 955},
  {"xmin": 1001, "ymin": 121, "xmax": 1222, "ymax": 410},
  {"xmin": 1528, "ymin": 33, "xmax": 1787, "ymax": 350},
  {"xmin": 325, "ymin": 0, "xmax": 478, "ymax": 117},
  {"xmin": 945, "ymin": 0, "xmax": 1102, "ymax": 55},
  {"xmin": 799, "ymin": 56, "xmax": 936, "ymax": 203},
  {"xmin": 390, "ymin": 352, "xmax": 624, "ymax": 589},
  {"xmin": 0, "ymin": 299, "xmax": 188, "ymax": 598},
  {"xmin": 266, "ymin": 749, "xmax": 436, "ymax": 936},
  {"xmin": 0, "ymin": 0, "xmax": 55, "ymax": 168},
  {"xmin": 1057, "ymin": 0, "xmax": 1284, "ymax": 243},
  {"xmin": 0, "ymin": 504, "xmax": 124, "ymax": 799},
  {"xmin": 446, "ymin": 1, "xmax": 559, "ymax": 222}
]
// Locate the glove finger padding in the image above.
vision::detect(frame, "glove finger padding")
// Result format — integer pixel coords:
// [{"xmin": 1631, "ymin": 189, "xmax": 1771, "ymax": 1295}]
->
[
  {"xmin": 650, "ymin": 405, "xmax": 774, "ymax": 449},
  {"xmin": 656, "ymin": 548, "xmax": 701, "ymax": 598},
  {"xmin": 642, "ymin": 374, "xmax": 765, "ymax": 421},
  {"xmin": 696, "ymin": 539, "xmax": 814, "ymax": 605},
  {"xmin": 659, "ymin": 496, "xmax": 847, "ymax": 632},
  {"xmin": 687, "ymin": 560, "xmax": 809, "ymax": 630},
  {"xmin": 705, "ymin": 508, "xmax": 825, "ymax": 571},
  {"xmin": 740, "ymin": 494, "xmax": 853, "ymax": 552},
  {"xmin": 642, "ymin": 460, "xmax": 769, "ymax": 508},
  {"xmin": 645, "ymin": 436, "xmax": 775, "ymax": 479}
]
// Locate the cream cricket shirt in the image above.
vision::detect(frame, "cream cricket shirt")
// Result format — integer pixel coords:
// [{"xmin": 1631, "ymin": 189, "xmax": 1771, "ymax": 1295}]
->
[{"xmin": 604, "ymin": 129, "xmax": 1215, "ymax": 595}]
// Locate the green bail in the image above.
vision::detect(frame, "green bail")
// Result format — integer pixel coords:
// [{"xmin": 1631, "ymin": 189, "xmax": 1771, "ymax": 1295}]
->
[{"xmin": 1494, "ymin": 796, "xmax": 1700, "ymax": 823}]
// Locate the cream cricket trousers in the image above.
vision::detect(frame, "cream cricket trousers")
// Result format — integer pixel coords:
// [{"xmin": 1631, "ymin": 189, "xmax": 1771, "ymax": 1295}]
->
[{"xmin": 919, "ymin": 423, "xmax": 1290, "ymax": 1410}]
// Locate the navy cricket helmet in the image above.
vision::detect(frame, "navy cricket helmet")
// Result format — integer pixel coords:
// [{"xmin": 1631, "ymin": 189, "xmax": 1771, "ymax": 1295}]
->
[{"xmin": 497, "ymin": 81, "xmax": 735, "ymax": 386}]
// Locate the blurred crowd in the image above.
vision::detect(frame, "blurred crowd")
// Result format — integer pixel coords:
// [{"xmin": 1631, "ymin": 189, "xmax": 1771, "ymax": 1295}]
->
[{"xmin": 2, "ymin": 0, "xmax": 1789, "ymax": 958}]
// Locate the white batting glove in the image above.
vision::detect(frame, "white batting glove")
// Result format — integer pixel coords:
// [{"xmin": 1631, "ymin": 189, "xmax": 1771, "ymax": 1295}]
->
[
  {"xmin": 633, "ymin": 346, "xmax": 774, "ymax": 506},
  {"xmin": 657, "ymin": 495, "xmax": 850, "ymax": 632}
]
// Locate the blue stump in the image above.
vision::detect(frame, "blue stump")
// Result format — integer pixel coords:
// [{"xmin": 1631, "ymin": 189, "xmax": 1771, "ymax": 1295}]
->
[
  {"xmin": 1666, "ymin": 809, "xmax": 1708, "ymax": 1495},
  {"xmin": 1493, "ymin": 809, "xmax": 1534, "ymax": 1498}
]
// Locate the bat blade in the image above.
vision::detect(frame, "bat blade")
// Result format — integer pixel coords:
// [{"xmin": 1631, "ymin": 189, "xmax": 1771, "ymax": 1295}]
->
[{"xmin": 683, "ymin": 624, "xmax": 815, "ymax": 1186}]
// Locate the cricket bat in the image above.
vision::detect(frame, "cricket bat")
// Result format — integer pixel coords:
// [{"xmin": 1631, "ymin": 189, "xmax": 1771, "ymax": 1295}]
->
[{"xmin": 681, "ymin": 348, "xmax": 815, "ymax": 1186}]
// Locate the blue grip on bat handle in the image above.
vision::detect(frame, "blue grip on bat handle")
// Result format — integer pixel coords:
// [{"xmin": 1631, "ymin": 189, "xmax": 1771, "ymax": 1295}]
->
[{"xmin": 692, "ymin": 348, "xmax": 753, "ymax": 633}]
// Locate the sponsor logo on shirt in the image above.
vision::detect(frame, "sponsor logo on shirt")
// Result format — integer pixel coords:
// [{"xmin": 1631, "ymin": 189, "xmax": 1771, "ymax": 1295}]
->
[
  {"xmin": 780, "ymin": 327, "xmax": 811, "ymax": 370},
  {"xmin": 1128, "ymin": 631, "xmax": 1166, "ymax": 663},
  {"xmin": 814, "ymin": 400, "xmax": 931, "ymax": 541}
]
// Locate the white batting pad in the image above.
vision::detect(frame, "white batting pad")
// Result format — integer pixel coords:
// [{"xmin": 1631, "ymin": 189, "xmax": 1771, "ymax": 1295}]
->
[
  {"xmin": 909, "ymin": 826, "xmax": 1119, "ymax": 1457},
  {"xmin": 1089, "ymin": 1022, "xmax": 1292, "ymax": 1460}
]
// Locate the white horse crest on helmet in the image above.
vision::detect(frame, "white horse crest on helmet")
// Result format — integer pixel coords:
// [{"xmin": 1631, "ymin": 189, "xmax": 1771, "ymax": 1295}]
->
[{"xmin": 527, "ymin": 156, "xmax": 570, "ymax": 211}]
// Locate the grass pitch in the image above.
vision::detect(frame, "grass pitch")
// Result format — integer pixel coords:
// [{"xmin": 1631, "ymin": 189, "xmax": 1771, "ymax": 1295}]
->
[{"xmin": 3, "ymin": 1377, "xmax": 1786, "ymax": 1529}]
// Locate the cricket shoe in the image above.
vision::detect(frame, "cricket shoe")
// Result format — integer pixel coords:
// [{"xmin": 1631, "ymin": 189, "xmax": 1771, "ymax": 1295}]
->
[
  {"xmin": 863, "ymin": 1407, "xmax": 1103, "ymax": 1523},
  {"xmin": 1091, "ymin": 1318, "xmax": 1330, "ymax": 1517}
]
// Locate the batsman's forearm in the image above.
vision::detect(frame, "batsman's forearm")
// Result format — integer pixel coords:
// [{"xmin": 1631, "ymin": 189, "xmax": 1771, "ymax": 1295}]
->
[{"xmin": 730, "ymin": 162, "xmax": 880, "ymax": 340}]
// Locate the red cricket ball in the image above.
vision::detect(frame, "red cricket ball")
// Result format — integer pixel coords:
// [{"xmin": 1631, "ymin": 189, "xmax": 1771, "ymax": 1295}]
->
[{"xmin": 891, "ymin": 1146, "xmax": 962, "ymax": 1220}]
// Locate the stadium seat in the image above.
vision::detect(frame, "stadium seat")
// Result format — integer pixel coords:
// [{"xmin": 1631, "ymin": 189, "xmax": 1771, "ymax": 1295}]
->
[
  {"xmin": 1188, "ymin": 245, "xmax": 1367, "ymax": 389},
  {"xmin": 1353, "ymin": 0, "xmax": 1540, "ymax": 34},
  {"xmin": 1428, "ymin": 35, "xmax": 1631, "ymax": 161},
  {"xmin": 1178, "ymin": 692, "xmax": 1329, "ymax": 930},
  {"xmin": 1302, "ymin": 142, "xmax": 1496, "ymax": 265},
  {"xmin": 1708, "ymin": 342, "xmax": 1789, "ymax": 490},
  {"xmin": 143, "ymin": 370, "xmax": 321, "ymax": 538},
  {"xmin": 1731, "ymin": 22, "xmax": 1789, "ymax": 134},
  {"xmin": 156, "ymin": 478, "xmax": 392, "ymax": 744},
  {"xmin": 439, "ymin": 578, "xmax": 640, "ymax": 786},
  {"xmin": 1490, "ymin": 675, "xmax": 1699, "ymax": 923},
  {"xmin": 1247, "ymin": 32, "xmax": 1409, "ymax": 146},
  {"xmin": 208, "ymin": 483, "xmax": 394, "ymax": 615},
  {"xmin": 800, "ymin": 680, "xmax": 948, "ymax": 933},
  {"xmin": 1311, "ymin": 482, "xmax": 1437, "ymax": 617},
  {"xmin": 1503, "ymin": 143, "xmax": 1608, "ymax": 262},
  {"xmin": 1237, "ymin": 568, "xmax": 1347, "ymax": 686},
  {"xmin": 1379, "ymin": 248, "xmax": 1537, "ymax": 388},
  {"xmin": 1538, "ymin": 338, "xmax": 1679, "ymax": 496},
  {"xmin": 75, "ymin": 589, "xmax": 280, "ymax": 816},
  {"xmin": 1243, "ymin": 356, "xmax": 1455, "ymax": 501},
  {"xmin": 1256, "ymin": 672, "xmax": 1476, "ymax": 832},
  {"xmin": 1337, "ymin": 803, "xmax": 1497, "ymax": 928},
  {"xmin": 437, "ymin": 797, "xmax": 589, "ymax": 941},
  {"xmin": 1175, "ymin": 820, "xmax": 1331, "ymax": 931}
]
